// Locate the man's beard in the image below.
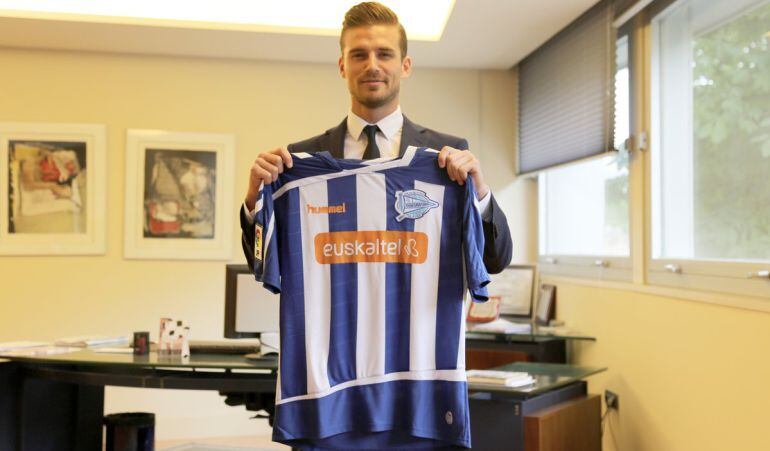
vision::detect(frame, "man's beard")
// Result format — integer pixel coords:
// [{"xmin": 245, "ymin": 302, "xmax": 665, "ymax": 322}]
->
[{"xmin": 354, "ymin": 84, "xmax": 400, "ymax": 109}]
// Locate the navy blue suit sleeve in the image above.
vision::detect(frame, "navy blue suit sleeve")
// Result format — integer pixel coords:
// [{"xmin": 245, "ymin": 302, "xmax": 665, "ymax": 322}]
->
[
  {"xmin": 482, "ymin": 194, "xmax": 513, "ymax": 274},
  {"xmin": 463, "ymin": 178, "xmax": 491, "ymax": 302},
  {"xmin": 454, "ymin": 137, "xmax": 512, "ymax": 274}
]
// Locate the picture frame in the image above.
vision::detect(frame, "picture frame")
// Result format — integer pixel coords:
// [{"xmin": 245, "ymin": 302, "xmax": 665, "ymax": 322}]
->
[
  {"xmin": 466, "ymin": 297, "xmax": 501, "ymax": 323},
  {"xmin": 535, "ymin": 284, "xmax": 557, "ymax": 325},
  {"xmin": 486, "ymin": 264, "xmax": 537, "ymax": 319},
  {"xmin": 0, "ymin": 122, "xmax": 106, "ymax": 255},
  {"xmin": 124, "ymin": 129, "xmax": 234, "ymax": 260}
]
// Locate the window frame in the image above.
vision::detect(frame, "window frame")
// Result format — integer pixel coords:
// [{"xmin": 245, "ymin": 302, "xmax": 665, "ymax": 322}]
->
[
  {"xmin": 537, "ymin": 22, "xmax": 634, "ymax": 282},
  {"xmin": 537, "ymin": 0, "xmax": 770, "ymax": 302},
  {"xmin": 646, "ymin": 0, "xmax": 770, "ymax": 299}
]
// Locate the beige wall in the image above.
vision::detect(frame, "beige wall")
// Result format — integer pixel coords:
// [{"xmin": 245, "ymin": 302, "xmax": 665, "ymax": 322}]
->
[
  {"xmin": 552, "ymin": 280, "xmax": 770, "ymax": 451},
  {"xmin": 5, "ymin": 44, "xmax": 763, "ymax": 451},
  {"xmin": 0, "ymin": 46, "xmax": 521, "ymax": 440}
]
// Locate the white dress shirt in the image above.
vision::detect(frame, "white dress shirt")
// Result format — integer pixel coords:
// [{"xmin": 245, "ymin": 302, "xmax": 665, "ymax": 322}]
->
[
  {"xmin": 244, "ymin": 106, "xmax": 491, "ymax": 221},
  {"xmin": 344, "ymin": 107, "xmax": 404, "ymax": 159}
]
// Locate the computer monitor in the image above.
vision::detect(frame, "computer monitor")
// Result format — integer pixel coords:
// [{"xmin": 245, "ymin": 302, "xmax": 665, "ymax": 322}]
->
[{"xmin": 223, "ymin": 264, "xmax": 280, "ymax": 339}]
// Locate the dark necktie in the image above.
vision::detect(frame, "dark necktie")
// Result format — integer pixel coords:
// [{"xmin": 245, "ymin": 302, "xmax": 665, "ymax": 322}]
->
[{"xmin": 362, "ymin": 124, "xmax": 381, "ymax": 160}]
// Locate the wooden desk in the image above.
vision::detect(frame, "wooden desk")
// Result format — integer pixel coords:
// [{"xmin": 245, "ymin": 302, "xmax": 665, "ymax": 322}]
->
[{"xmin": 468, "ymin": 362, "xmax": 605, "ymax": 451}]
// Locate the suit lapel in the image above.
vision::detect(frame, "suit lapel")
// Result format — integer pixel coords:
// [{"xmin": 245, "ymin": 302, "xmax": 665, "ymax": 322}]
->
[
  {"xmin": 328, "ymin": 118, "xmax": 347, "ymax": 159},
  {"xmin": 399, "ymin": 116, "xmax": 426, "ymax": 157}
]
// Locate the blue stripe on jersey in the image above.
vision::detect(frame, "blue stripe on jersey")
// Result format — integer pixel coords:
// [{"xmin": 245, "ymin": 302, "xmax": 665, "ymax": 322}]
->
[
  {"xmin": 384, "ymin": 177, "xmax": 414, "ymax": 374},
  {"xmin": 260, "ymin": 190, "xmax": 280, "ymax": 293},
  {"xmin": 272, "ymin": 379, "xmax": 470, "ymax": 449},
  {"xmin": 278, "ymin": 190, "xmax": 308, "ymax": 398},
  {"xmin": 326, "ymin": 176, "xmax": 358, "ymax": 386},
  {"xmin": 435, "ymin": 183, "xmax": 464, "ymax": 370}
]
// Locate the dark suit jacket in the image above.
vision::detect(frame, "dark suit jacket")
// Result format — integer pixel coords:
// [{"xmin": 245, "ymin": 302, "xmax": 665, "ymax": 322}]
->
[{"xmin": 241, "ymin": 115, "xmax": 513, "ymax": 274}]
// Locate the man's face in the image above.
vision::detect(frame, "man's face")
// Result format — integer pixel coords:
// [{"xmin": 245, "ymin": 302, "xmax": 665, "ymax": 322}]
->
[{"xmin": 339, "ymin": 24, "xmax": 412, "ymax": 111}]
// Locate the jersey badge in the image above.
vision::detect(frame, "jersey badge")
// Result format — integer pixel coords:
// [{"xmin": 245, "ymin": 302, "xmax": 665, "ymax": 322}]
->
[
  {"xmin": 395, "ymin": 189, "xmax": 439, "ymax": 222},
  {"xmin": 254, "ymin": 223, "xmax": 263, "ymax": 261}
]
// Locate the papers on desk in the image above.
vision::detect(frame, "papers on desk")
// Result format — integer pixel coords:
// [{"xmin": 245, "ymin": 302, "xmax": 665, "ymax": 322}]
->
[
  {"xmin": 467, "ymin": 370, "xmax": 536, "ymax": 387},
  {"xmin": 93, "ymin": 347, "xmax": 134, "ymax": 354},
  {"xmin": 0, "ymin": 341, "xmax": 49, "ymax": 353},
  {"xmin": 0, "ymin": 346, "xmax": 80, "ymax": 357},
  {"xmin": 54, "ymin": 335, "xmax": 129, "ymax": 348},
  {"xmin": 467, "ymin": 318, "xmax": 531, "ymax": 334}
]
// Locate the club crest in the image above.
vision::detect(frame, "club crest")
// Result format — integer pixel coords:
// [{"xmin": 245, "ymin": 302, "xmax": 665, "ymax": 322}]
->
[{"xmin": 395, "ymin": 189, "xmax": 439, "ymax": 222}]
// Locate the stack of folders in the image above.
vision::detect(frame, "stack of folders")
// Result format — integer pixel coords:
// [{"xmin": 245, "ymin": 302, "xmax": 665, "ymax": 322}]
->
[
  {"xmin": 466, "ymin": 370, "xmax": 536, "ymax": 387},
  {"xmin": 54, "ymin": 335, "xmax": 129, "ymax": 347}
]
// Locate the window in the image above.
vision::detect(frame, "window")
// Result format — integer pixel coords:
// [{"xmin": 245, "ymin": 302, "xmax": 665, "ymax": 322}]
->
[
  {"xmin": 650, "ymin": 0, "xmax": 770, "ymax": 297},
  {"xmin": 537, "ymin": 34, "xmax": 631, "ymax": 280}
]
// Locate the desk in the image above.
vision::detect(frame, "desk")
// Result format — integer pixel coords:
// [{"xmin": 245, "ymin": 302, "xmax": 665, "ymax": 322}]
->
[
  {"xmin": 466, "ymin": 328, "xmax": 596, "ymax": 365},
  {"xmin": 0, "ymin": 351, "xmax": 278, "ymax": 451},
  {"xmin": 468, "ymin": 362, "xmax": 606, "ymax": 451},
  {"xmin": 0, "ymin": 352, "xmax": 604, "ymax": 451}
]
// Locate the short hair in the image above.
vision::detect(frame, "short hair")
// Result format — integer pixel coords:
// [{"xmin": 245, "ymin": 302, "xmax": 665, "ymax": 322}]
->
[{"xmin": 340, "ymin": 2, "xmax": 408, "ymax": 59}]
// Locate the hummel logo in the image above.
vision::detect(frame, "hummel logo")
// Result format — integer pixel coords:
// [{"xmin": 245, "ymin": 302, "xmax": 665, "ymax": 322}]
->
[{"xmin": 307, "ymin": 203, "xmax": 347, "ymax": 214}]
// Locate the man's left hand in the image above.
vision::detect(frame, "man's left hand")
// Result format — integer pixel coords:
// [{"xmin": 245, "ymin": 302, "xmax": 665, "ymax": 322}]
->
[{"xmin": 437, "ymin": 146, "xmax": 490, "ymax": 199}]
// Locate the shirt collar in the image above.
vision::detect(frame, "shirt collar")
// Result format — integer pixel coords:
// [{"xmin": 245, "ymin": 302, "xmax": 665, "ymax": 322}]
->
[{"xmin": 347, "ymin": 106, "xmax": 403, "ymax": 142}]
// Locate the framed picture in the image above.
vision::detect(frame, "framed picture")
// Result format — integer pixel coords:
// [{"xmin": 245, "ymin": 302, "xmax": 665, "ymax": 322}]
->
[
  {"xmin": 124, "ymin": 129, "xmax": 234, "ymax": 260},
  {"xmin": 486, "ymin": 264, "xmax": 536, "ymax": 318},
  {"xmin": 535, "ymin": 284, "xmax": 557, "ymax": 325},
  {"xmin": 0, "ymin": 122, "xmax": 106, "ymax": 255},
  {"xmin": 466, "ymin": 297, "xmax": 501, "ymax": 323}
]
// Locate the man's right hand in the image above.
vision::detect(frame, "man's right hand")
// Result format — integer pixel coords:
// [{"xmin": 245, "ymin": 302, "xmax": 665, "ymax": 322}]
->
[{"xmin": 245, "ymin": 147, "xmax": 293, "ymax": 211}]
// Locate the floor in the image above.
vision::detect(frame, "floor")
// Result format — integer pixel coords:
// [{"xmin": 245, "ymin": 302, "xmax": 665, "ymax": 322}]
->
[{"xmin": 156, "ymin": 435, "xmax": 289, "ymax": 450}]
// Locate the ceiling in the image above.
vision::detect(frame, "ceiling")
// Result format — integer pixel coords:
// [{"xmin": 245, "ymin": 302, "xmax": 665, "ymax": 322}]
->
[{"xmin": 0, "ymin": 0, "xmax": 599, "ymax": 69}]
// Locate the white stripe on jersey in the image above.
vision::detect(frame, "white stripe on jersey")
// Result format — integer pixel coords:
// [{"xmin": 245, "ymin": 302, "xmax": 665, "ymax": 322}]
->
[
  {"xmin": 409, "ymin": 181, "xmax": 445, "ymax": 371},
  {"xmin": 458, "ymin": 290, "xmax": 470, "ymax": 370},
  {"xmin": 264, "ymin": 212, "xmax": 275, "ymax": 262},
  {"xmin": 355, "ymin": 173, "xmax": 387, "ymax": 379},
  {"xmin": 275, "ymin": 368, "xmax": 467, "ymax": 405},
  {"xmin": 299, "ymin": 183, "xmax": 331, "ymax": 394}
]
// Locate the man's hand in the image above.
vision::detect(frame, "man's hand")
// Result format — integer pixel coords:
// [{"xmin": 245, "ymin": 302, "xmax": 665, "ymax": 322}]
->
[
  {"xmin": 245, "ymin": 148, "xmax": 293, "ymax": 210},
  {"xmin": 437, "ymin": 146, "xmax": 490, "ymax": 199}
]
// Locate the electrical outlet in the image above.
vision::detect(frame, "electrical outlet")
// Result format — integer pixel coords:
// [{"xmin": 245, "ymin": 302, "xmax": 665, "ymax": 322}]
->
[{"xmin": 605, "ymin": 389, "xmax": 619, "ymax": 410}]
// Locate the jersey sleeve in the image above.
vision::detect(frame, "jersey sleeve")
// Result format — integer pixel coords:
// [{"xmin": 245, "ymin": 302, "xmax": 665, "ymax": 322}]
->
[
  {"xmin": 252, "ymin": 182, "xmax": 281, "ymax": 294},
  {"xmin": 462, "ymin": 178, "xmax": 491, "ymax": 302}
]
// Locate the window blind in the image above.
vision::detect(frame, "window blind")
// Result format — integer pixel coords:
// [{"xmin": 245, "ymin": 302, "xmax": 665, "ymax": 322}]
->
[{"xmin": 518, "ymin": 0, "xmax": 615, "ymax": 174}]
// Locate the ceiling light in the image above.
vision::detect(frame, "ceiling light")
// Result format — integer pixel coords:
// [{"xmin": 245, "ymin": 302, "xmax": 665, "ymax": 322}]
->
[{"xmin": 0, "ymin": 0, "xmax": 455, "ymax": 41}]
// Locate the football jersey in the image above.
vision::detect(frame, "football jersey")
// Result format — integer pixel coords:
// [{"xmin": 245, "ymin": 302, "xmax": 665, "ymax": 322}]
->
[{"xmin": 252, "ymin": 146, "xmax": 489, "ymax": 450}]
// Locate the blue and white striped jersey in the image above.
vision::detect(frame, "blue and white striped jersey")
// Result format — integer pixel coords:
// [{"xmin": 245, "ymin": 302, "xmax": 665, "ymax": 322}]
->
[{"xmin": 252, "ymin": 146, "xmax": 489, "ymax": 450}]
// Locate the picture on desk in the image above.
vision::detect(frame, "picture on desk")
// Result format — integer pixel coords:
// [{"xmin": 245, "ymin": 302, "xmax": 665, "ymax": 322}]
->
[
  {"xmin": 536, "ymin": 284, "xmax": 556, "ymax": 325},
  {"xmin": 124, "ymin": 129, "xmax": 234, "ymax": 260},
  {"xmin": 0, "ymin": 122, "xmax": 106, "ymax": 255},
  {"xmin": 486, "ymin": 264, "xmax": 536, "ymax": 318}
]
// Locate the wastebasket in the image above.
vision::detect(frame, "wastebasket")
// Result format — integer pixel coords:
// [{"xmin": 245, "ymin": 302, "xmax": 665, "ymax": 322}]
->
[{"xmin": 103, "ymin": 412, "xmax": 155, "ymax": 451}]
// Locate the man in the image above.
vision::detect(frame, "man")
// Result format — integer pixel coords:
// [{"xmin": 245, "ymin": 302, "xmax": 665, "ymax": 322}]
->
[
  {"xmin": 241, "ymin": 5, "xmax": 513, "ymax": 448},
  {"xmin": 242, "ymin": 2, "xmax": 512, "ymax": 273}
]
